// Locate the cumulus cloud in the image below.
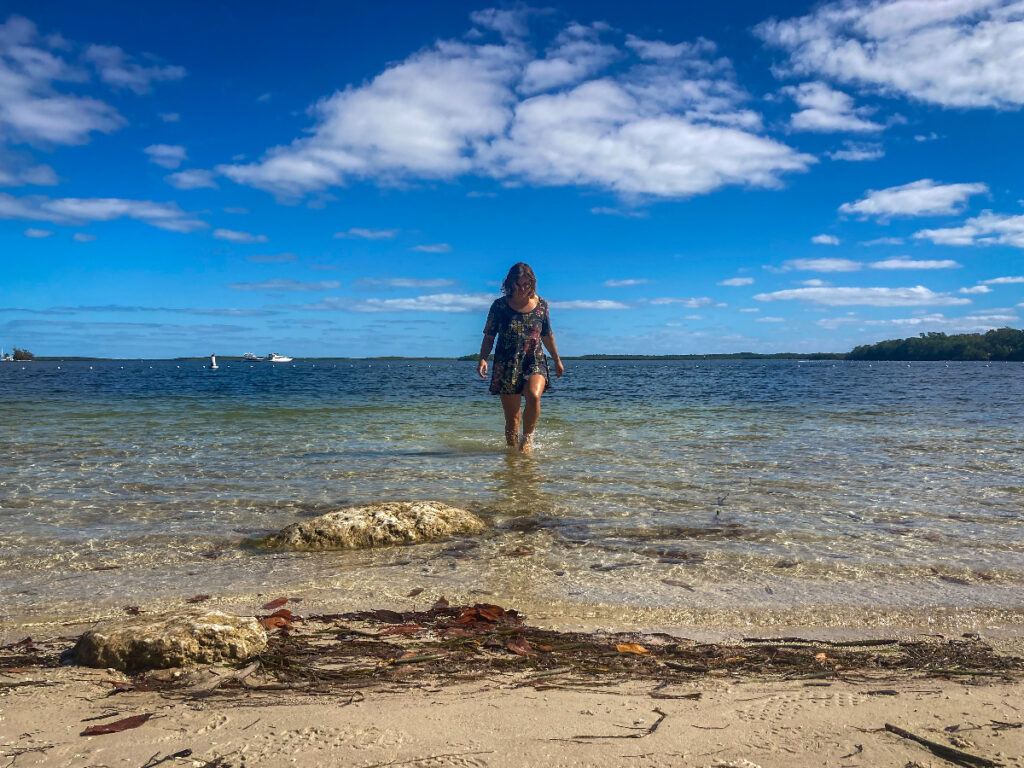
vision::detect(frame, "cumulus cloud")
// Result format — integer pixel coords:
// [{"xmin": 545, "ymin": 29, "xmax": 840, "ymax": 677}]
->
[
  {"xmin": 23, "ymin": 227, "xmax": 51, "ymax": 237},
  {"xmin": 828, "ymin": 312, "xmax": 1020, "ymax": 333},
  {"xmin": 959, "ymin": 284, "xmax": 992, "ymax": 294},
  {"xmin": 83, "ymin": 44, "xmax": 185, "ymax": 94},
  {"xmin": 213, "ymin": 228, "xmax": 268, "ymax": 243},
  {"xmin": 754, "ymin": 285, "xmax": 971, "ymax": 306},
  {"xmin": 756, "ymin": 0, "xmax": 1024, "ymax": 109},
  {"xmin": 229, "ymin": 279, "xmax": 340, "ymax": 292},
  {"xmin": 980, "ymin": 275, "xmax": 1024, "ymax": 284},
  {"xmin": 914, "ymin": 212, "xmax": 1024, "ymax": 247},
  {"xmin": 861, "ymin": 236, "xmax": 904, "ymax": 246},
  {"xmin": 165, "ymin": 169, "xmax": 217, "ymax": 189},
  {"xmin": 870, "ymin": 258, "xmax": 960, "ymax": 269},
  {"xmin": 548, "ymin": 299, "xmax": 628, "ymax": 310},
  {"xmin": 144, "ymin": 143, "xmax": 186, "ymax": 169},
  {"xmin": 335, "ymin": 227, "xmax": 398, "ymax": 240},
  {"xmin": 72, "ymin": 232, "xmax": 95, "ymax": 242},
  {"xmin": 783, "ymin": 257, "xmax": 861, "ymax": 272},
  {"xmin": 811, "ymin": 234, "xmax": 840, "ymax": 245},
  {"xmin": 412, "ymin": 243, "xmax": 451, "ymax": 253},
  {"xmin": 0, "ymin": 192, "xmax": 205, "ymax": 232},
  {"xmin": 828, "ymin": 141, "xmax": 884, "ymax": 161},
  {"xmin": 219, "ymin": 13, "xmax": 812, "ymax": 200},
  {"xmin": 784, "ymin": 81, "xmax": 883, "ymax": 132},
  {"xmin": 0, "ymin": 155, "xmax": 58, "ymax": 186},
  {"xmin": 718, "ymin": 277, "xmax": 754, "ymax": 286},
  {"xmin": 801, "ymin": 279, "xmax": 829, "ymax": 286},
  {"xmin": 839, "ymin": 179, "xmax": 988, "ymax": 219},
  {"xmin": 625, "ymin": 35, "xmax": 717, "ymax": 61},
  {"xmin": 604, "ymin": 278, "xmax": 649, "ymax": 287}
]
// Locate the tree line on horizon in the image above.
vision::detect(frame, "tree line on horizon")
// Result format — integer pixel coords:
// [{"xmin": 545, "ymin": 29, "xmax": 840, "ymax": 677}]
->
[{"xmin": 847, "ymin": 328, "xmax": 1024, "ymax": 361}]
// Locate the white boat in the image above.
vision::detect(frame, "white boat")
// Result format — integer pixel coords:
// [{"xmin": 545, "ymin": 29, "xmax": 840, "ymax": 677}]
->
[
  {"xmin": 267, "ymin": 352, "xmax": 293, "ymax": 363},
  {"xmin": 242, "ymin": 352, "xmax": 262, "ymax": 361}
]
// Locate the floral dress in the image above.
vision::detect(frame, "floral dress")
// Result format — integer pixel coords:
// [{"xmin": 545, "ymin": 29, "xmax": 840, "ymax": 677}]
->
[{"xmin": 483, "ymin": 296, "xmax": 553, "ymax": 395}]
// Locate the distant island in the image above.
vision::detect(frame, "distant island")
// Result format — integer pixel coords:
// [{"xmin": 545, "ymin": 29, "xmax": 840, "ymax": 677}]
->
[{"xmin": 17, "ymin": 327, "xmax": 1024, "ymax": 363}]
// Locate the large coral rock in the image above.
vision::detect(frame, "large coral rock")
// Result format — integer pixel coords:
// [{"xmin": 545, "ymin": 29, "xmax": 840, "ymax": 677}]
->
[
  {"xmin": 262, "ymin": 501, "xmax": 486, "ymax": 551},
  {"xmin": 73, "ymin": 611, "xmax": 267, "ymax": 672}
]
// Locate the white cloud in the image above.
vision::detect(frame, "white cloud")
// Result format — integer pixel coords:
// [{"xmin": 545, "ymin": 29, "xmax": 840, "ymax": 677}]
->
[
  {"xmin": 811, "ymin": 234, "xmax": 840, "ymax": 245},
  {"xmin": 980, "ymin": 275, "xmax": 1024, "ymax": 284},
  {"xmin": 604, "ymin": 278, "xmax": 649, "ymax": 287},
  {"xmin": 590, "ymin": 206, "xmax": 648, "ymax": 218},
  {"xmin": 23, "ymin": 227, "xmax": 51, "ymax": 237},
  {"xmin": 335, "ymin": 227, "xmax": 398, "ymax": 240},
  {"xmin": 0, "ymin": 16, "xmax": 124, "ymax": 145},
  {"xmin": 144, "ymin": 143, "xmax": 186, "ymax": 169},
  {"xmin": 739, "ymin": 307, "xmax": 761, "ymax": 312},
  {"xmin": 851, "ymin": 312, "xmax": 1019, "ymax": 333},
  {"xmin": 246, "ymin": 253, "xmax": 296, "ymax": 263},
  {"xmin": 213, "ymin": 228, "xmax": 268, "ymax": 243},
  {"xmin": 959, "ymin": 285, "xmax": 992, "ymax": 294},
  {"xmin": 159, "ymin": 112, "xmax": 180, "ymax": 123},
  {"xmin": 862, "ymin": 236, "xmax": 904, "ymax": 246},
  {"xmin": 229, "ymin": 279, "xmax": 340, "ymax": 292},
  {"xmin": 625, "ymin": 35, "xmax": 717, "ymax": 61},
  {"xmin": 718, "ymin": 277, "xmax": 754, "ymax": 286},
  {"xmin": 756, "ymin": 0, "xmax": 1024, "ymax": 108},
  {"xmin": 357, "ymin": 278, "xmax": 456, "ymax": 288},
  {"xmin": 784, "ymin": 81, "xmax": 883, "ymax": 132},
  {"xmin": 165, "ymin": 169, "xmax": 217, "ymax": 189},
  {"xmin": 648, "ymin": 296, "xmax": 713, "ymax": 308},
  {"xmin": 757, "ymin": 316, "xmax": 785, "ymax": 322},
  {"xmin": 800, "ymin": 278, "xmax": 829, "ymax": 286},
  {"xmin": 412, "ymin": 243, "xmax": 451, "ymax": 253},
  {"xmin": 519, "ymin": 22, "xmax": 619, "ymax": 94},
  {"xmin": 0, "ymin": 156, "xmax": 58, "ymax": 186},
  {"xmin": 0, "ymin": 192, "xmax": 205, "ymax": 232},
  {"xmin": 839, "ymin": 179, "xmax": 988, "ymax": 219},
  {"xmin": 548, "ymin": 299, "xmax": 628, "ymax": 310},
  {"xmin": 827, "ymin": 141, "xmax": 884, "ymax": 161},
  {"xmin": 220, "ymin": 14, "xmax": 812, "ymax": 200},
  {"xmin": 914, "ymin": 212, "xmax": 1024, "ymax": 247},
  {"xmin": 783, "ymin": 257, "xmax": 862, "ymax": 272},
  {"xmin": 870, "ymin": 258, "xmax": 960, "ymax": 269},
  {"xmin": 470, "ymin": 8, "xmax": 530, "ymax": 39},
  {"xmin": 72, "ymin": 232, "xmax": 95, "ymax": 242},
  {"xmin": 83, "ymin": 44, "xmax": 185, "ymax": 94},
  {"xmin": 755, "ymin": 285, "xmax": 971, "ymax": 306},
  {"xmin": 309, "ymin": 292, "xmax": 492, "ymax": 312}
]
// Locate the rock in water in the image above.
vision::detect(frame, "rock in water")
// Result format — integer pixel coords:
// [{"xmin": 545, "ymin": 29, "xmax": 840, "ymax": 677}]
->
[
  {"xmin": 73, "ymin": 612, "xmax": 267, "ymax": 672},
  {"xmin": 262, "ymin": 501, "xmax": 486, "ymax": 551}
]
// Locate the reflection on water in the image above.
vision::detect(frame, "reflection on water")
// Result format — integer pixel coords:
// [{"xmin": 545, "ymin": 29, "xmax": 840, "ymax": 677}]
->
[{"xmin": 2, "ymin": 359, "xmax": 1024, "ymax": 629}]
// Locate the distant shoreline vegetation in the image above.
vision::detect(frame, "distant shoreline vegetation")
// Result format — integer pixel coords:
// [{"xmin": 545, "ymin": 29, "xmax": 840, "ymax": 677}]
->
[{"xmin": 20, "ymin": 327, "xmax": 1024, "ymax": 363}]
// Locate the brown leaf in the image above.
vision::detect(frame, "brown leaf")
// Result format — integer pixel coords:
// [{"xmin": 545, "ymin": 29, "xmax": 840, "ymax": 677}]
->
[
  {"xmin": 259, "ymin": 616, "xmax": 290, "ymax": 630},
  {"xmin": 262, "ymin": 597, "xmax": 288, "ymax": 610},
  {"xmin": 370, "ymin": 609, "xmax": 407, "ymax": 624},
  {"xmin": 505, "ymin": 636, "xmax": 536, "ymax": 656},
  {"xmin": 81, "ymin": 713, "xmax": 152, "ymax": 736},
  {"xmin": 475, "ymin": 604, "xmax": 506, "ymax": 622},
  {"xmin": 432, "ymin": 595, "xmax": 450, "ymax": 610},
  {"xmin": 406, "ymin": 588, "xmax": 424, "ymax": 597},
  {"xmin": 379, "ymin": 624, "xmax": 421, "ymax": 636},
  {"xmin": 536, "ymin": 643, "xmax": 554, "ymax": 653},
  {"xmin": 268, "ymin": 608, "xmax": 295, "ymax": 621},
  {"xmin": 616, "ymin": 643, "xmax": 650, "ymax": 655},
  {"xmin": 186, "ymin": 594, "xmax": 210, "ymax": 604}
]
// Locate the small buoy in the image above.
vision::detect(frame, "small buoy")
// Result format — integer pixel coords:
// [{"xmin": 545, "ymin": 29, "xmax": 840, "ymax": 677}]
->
[{"xmin": 210, "ymin": 354, "xmax": 218, "ymax": 370}]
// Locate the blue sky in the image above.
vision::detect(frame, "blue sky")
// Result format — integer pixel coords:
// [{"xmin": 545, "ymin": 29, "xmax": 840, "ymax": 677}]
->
[{"xmin": 1, "ymin": 0, "xmax": 1023, "ymax": 357}]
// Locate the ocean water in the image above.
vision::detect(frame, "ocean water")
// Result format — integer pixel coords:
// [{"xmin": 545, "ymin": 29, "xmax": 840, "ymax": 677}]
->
[{"xmin": 2, "ymin": 359, "xmax": 1023, "ymax": 632}]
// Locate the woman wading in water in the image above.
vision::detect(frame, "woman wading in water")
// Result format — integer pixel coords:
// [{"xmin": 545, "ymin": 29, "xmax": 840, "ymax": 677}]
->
[{"xmin": 478, "ymin": 263, "xmax": 564, "ymax": 453}]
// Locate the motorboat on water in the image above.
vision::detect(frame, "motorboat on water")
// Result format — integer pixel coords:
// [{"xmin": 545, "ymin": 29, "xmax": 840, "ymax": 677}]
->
[
  {"xmin": 267, "ymin": 352, "xmax": 293, "ymax": 363},
  {"xmin": 242, "ymin": 352, "xmax": 262, "ymax": 361}
]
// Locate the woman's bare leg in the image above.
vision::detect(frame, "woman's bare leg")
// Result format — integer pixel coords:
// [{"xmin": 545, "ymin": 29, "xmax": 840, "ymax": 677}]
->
[
  {"xmin": 500, "ymin": 394, "xmax": 522, "ymax": 447},
  {"xmin": 520, "ymin": 375, "xmax": 546, "ymax": 452}
]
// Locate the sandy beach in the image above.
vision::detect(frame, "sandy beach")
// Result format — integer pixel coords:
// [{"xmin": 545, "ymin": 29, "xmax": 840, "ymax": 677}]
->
[{"xmin": 3, "ymin": 591, "xmax": 1023, "ymax": 768}]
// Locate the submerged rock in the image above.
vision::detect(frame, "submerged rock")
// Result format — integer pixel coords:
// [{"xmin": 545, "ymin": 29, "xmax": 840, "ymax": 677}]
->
[
  {"xmin": 73, "ymin": 611, "xmax": 267, "ymax": 672},
  {"xmin": 262, "ymin": 501, "xmax": 486, "ymax": 551}
]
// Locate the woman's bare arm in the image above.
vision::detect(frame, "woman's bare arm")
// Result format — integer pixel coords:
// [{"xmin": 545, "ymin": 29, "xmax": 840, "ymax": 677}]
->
[
  {"xmin": 542, "ymin": 334, "xmax": 565, "ymax": 377},
  {"xmin": 477, "ymin": 334, "xmax": 495, "ymax": 378}
]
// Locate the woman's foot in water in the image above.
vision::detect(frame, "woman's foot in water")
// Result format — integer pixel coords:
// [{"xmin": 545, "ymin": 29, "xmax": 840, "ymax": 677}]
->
[{"xmin": 519, "ymin": 432, "xmax": 535, "ymax": 454}]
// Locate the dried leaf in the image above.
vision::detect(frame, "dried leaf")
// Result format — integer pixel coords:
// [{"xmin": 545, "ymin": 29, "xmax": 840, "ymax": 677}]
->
[
  {"xmin": 505, "ymin": 636, "xmax": 536, "ymax": 656},
  {"xmin": 268, "ymin": 608, "xmax": 295, "ymax": 621},
  {"xmin": 186, "ymin": 594, "xmax": 210, "ymax": 604},
  {"xmin": 262, "ymin": 597, "xmax": 288, "ymax": 610},
  {"xmin": 616, "ymin": 643, "xmax": 649, "ymax": 655},
  {"xmin": 406, "ymin": 588, "xmax": 424, "ymax": 597},
  {"xmin": 259, "ymin": 616, "xmax": 290, "ymax": 630},
  {"xmin": 370, "ymin": 609, "xmax": 406, "ymax": 624},
  {"xmin": 81, "ymin": 713, "xmax": 152, "ymax": 736},
  {"xmin": 476, "ymin": 604, "xmax": 506, "ymax": 622},
  {"xmin": 379, "ymin": 624, "xmax": 421, "ymax": 636},
  {"xmin": 432, "ymin": 596, "xmax": 450, "ymax": 610}
]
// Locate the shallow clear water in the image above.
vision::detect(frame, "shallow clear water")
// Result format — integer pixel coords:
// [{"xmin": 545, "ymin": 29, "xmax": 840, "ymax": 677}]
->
[{"xmin": 2, "ymin": 359, "xmax": 1023, "ymax": 630}]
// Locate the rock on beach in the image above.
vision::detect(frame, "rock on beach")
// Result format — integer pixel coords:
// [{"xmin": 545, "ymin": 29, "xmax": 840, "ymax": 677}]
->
[
  {"xmin": 262, "ymin": 501, "xmax": 486, "ymax": 551},
  {"xmin": 73, "ymin": 611, "xmax": 267, "ymax": 672}
]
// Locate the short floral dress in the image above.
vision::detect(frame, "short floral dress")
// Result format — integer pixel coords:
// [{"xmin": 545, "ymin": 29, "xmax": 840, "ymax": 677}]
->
[{"xmin": 483, "ymin": 296, "xmax": 553, "ymax": 395}]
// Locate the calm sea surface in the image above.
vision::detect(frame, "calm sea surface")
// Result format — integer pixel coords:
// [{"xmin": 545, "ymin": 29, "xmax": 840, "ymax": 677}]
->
[{"xmin": 2, "ymin": 359, "xmax": 1023, "ymax": 631}]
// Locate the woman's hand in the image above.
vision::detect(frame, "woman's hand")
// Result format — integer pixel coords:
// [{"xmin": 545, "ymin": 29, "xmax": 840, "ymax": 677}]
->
[
  {"xmin": 477, "ymin": 357, "xmax": 488, "ymax": 379},
  {"xmin": 554, "ymin": 358, "xmax": 565, "ymax": 378}
]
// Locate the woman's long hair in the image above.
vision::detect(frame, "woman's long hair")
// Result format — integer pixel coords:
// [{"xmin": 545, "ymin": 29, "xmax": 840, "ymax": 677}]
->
[{"xmin": 502, "ymin": 262, "xmax": 537, "ymax": 297}]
